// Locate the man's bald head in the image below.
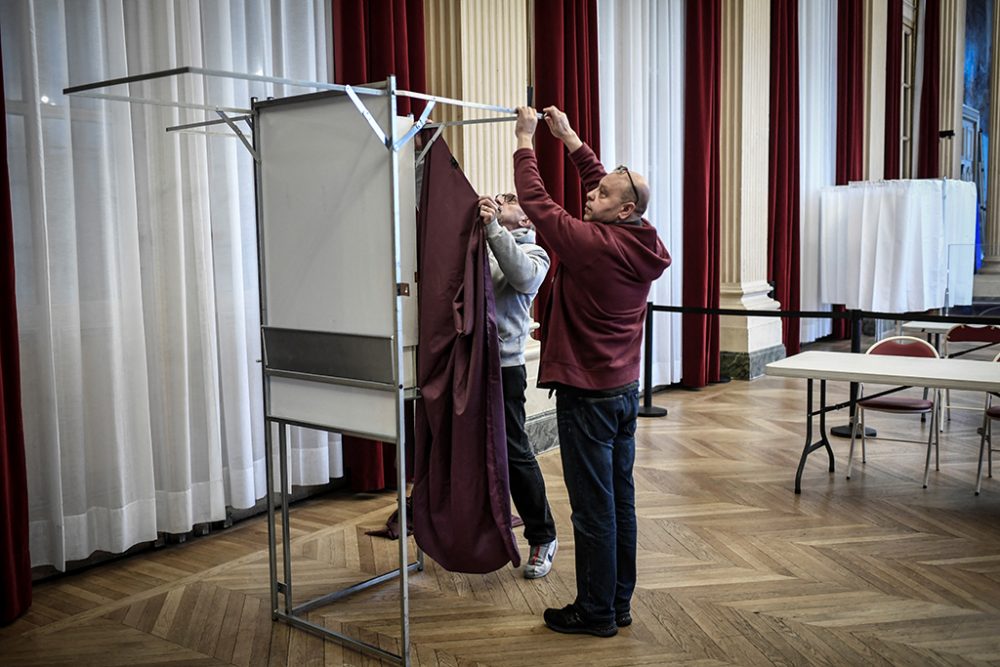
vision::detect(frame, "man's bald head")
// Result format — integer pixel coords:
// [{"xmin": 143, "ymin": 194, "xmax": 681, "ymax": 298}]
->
[{"xmin": 623, "ymin": 170, "xmax": 650, "ymax": 218}]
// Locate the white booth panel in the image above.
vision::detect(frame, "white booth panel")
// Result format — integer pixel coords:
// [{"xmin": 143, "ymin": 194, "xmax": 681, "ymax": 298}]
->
[
  {"xmin": 257, "ymin": 94, "xmax": 417, "ymax": 346},
  {"xmin": 268, "ymin": 376, "xmax": 399, "ymax": 442}
]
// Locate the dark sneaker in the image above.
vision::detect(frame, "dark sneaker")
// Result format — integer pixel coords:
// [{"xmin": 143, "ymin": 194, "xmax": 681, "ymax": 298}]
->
[
  {"xmin": 524, "ymin": 538, "xmax": 557, "ymax": 579},
  {"xmin": 616, "ymin": 611, "xmax": 632, "ymax": 627},
  {"xmin": 543, "ymin": 604, "xmax": 618, "ymax": 637}
]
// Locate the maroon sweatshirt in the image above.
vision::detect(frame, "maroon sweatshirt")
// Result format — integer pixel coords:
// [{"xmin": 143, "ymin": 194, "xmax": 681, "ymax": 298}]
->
[{"xmin": 514, "ymin": 144, "xmax": 671, "ymax": 391}]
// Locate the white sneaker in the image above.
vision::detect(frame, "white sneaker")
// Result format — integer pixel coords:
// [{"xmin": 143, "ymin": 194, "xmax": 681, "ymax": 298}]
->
[{"xmin": 524, "ymin": 538, "xmax": 557, "ymax": 579}]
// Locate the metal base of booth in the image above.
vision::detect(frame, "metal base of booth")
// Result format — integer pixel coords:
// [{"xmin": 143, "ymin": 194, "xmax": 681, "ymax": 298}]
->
[{"xmin": 265, "ymin": 418, "xmax": 423, "ymax": 665}]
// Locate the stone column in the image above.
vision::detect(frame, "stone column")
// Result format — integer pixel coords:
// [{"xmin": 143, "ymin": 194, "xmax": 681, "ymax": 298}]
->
[
  {"xmin": 862, "ymin": 0, "xmax": 887, "ymax": 180},
  {"xmin": 718, "ymin": 0, "xmax": 784, "ymax": 379},
  {"xmin": 424, "ymin": 1, "xmax": 558, "ymax": 451},
  {"xmin": 982, "ymin": 2, "xmax": 1000, "ymax": 278},
  {"xmin": 939, "ymin": 0, "xmax": 967, "ymax": 179},
  {"xmin": 423, "ymin": 0, "xmax": 529, "ymax": 194}
]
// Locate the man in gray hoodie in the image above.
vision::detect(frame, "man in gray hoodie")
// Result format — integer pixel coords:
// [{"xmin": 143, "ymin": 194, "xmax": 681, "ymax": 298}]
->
[{"xmin": 477, "ymin": 193, "xmax": 557, "ymax": 579}]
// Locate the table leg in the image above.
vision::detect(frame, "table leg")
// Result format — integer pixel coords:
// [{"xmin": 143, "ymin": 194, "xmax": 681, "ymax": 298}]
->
[
  {"xmin": 819, "ymin": 380, "xmax": 834, "ymax": 471},
  {"xmin": 795, "ymin": 379, "xmax": 835, "ymax": 494}
]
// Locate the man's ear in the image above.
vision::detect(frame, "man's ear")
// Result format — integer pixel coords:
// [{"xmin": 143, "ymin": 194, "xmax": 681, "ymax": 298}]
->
[
  {"xmin": 517, "ymin": 214, "xmax": 532, "ymax": 228},
  {"xmin": 618, "ymin": 201, "xmax": 636, "ymax": 220}
]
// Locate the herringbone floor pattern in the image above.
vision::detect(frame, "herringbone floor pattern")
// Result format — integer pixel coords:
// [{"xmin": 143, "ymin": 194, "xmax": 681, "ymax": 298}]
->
[{"xmin": 4, "ymin": 358, "xmax": 1000, "ymax": 665}]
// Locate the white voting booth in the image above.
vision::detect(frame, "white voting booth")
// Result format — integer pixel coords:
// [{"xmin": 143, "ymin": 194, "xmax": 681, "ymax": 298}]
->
[
  {"xmin": 257, "ymin": 90, "xmax": 418, "ymax": 440},
  {"xmin": 64, "ymin": 67, "xmax": 524, "ymax": 666},
  {"xmin": 819, "ymin": 179, "xmax": 978, "ymax": 313},
  {"xmin": 255, "ymin": 84, "xmax": 421, "ymax": 665}
]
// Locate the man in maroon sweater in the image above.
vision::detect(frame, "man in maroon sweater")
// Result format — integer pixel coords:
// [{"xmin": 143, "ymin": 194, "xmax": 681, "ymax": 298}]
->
[{"xmin": 512, "ymin": 106, "xmax": 671, "ymax": 637}]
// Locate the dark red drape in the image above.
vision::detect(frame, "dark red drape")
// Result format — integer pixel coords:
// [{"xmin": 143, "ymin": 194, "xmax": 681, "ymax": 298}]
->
[
  {"xmin": 884, "ymin": 0, "xmax": 903, "ymax": 179},
  {"xmin": 917, "ymin": 0, "xmax": 941, "ymax": 178},
  {"xmin": 412, "ymin": 136, "xmax": 518, "ymax": 573},
  {"xmin": 681, "ymin": 0, "xmax": 721, "ymax": 387},
  {"xmin": 0, "ymin": 37, "xmax": 32, "ymax": 624},
  {"xmin": 833, "ymin": 0, "xmax": 865, "ymax": 339},
  {"xmin": 768, "ymin": 0, "xmax": 801, "ymax": 356},
  {"xmin": 332, "ymin": 0, "xmax": 426, "ymax": 115},
  {"xmin": 332, "ymin": 0, "xmax": 425, "ymax": 491},
  {"xmin": 531, "ymin": 0, "xmax": 601, "ymax": 343}
]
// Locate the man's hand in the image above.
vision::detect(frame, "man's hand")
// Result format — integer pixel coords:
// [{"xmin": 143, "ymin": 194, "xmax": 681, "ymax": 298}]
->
[
  {"xmin": 542, "ymin": 106, "xmax": 583, "ymax": 153},
  {"xmin": 515, "ymin": 106, "xmax": 537, "ymax": 149},
  {"xmin": 478, "ymin": 195, "xmax": 500, "ymax": 225}
]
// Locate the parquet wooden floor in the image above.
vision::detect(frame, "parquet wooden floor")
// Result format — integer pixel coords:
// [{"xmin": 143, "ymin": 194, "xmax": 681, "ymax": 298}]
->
[{"xmin": 4, "ymin": 352, "xmax": 1000, "ymax": 665}]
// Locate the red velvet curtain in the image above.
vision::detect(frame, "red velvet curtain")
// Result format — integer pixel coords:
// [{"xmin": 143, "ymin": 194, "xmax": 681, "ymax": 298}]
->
[
  {"xmin": 0, "ymin": 39, "xmax": 32, "ymax": 624},
  {"xmin": 833, "ymin": 0, "xmax": 865, "ymax": 339},
  {"xmin": 768, "ymin": 0, "xmax": 801, "ymax": 356},
  {"xmin": 333, "ymin": 0, "xmax": 426, "ymax": 115},
  {"xmin": 917, "ymin": 0, "xmax": 941, "ymax": 178},
  {"xmin": 884, "ymin": 0, "xmax": 904, "ymax": 179},
  {"xmin": 681, "ymin": 0, "xmax": 721, "ymax": 387},
  {"xmin": 332, "ymin": 0, "xmax": 425, "ymax": 491},
  {"xmin": 532, "ymin": 0, "xmax": 601, "ymax": 342}
]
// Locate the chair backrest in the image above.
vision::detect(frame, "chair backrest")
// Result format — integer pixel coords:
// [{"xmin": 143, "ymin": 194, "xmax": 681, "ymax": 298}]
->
[
  {"xmin": 866, "ymin": 335, "xmax": 939, "ymax": 359},
  {"xmin": 979, "ymin": 305, "xmax": 1000, "ymax": 318},
  {"xmin": 992, "ymin": 352, "xmax": 1000, "ymax": 398},
  {"xmin": 945, "ymin": 324, "xmax": 1000, "ymax": 345}
]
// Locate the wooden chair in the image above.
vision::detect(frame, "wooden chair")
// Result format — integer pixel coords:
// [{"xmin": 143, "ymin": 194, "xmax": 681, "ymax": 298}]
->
[
  {"xmin": 847, "ymin": 336, "xmax": 941, "ymax": 487},
  {"xmin": 975, "ymin": 351, "xmax": 1000, "ymax": 495}
]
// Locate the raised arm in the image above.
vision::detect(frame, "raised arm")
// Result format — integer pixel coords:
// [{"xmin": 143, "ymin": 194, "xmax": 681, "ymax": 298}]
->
[{"xmin": 542, "ymin": 106, "xmax": 606, "ymax": 192}]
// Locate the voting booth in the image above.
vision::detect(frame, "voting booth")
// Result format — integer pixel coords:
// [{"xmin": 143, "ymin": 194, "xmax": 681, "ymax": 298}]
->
[
  {"xmin": 254, "ymin": 83, "xmax": 421, "ymax": 665},
  {"xmin": 64, "ymin": 67, "xmax": 524, "ymax": 666}
]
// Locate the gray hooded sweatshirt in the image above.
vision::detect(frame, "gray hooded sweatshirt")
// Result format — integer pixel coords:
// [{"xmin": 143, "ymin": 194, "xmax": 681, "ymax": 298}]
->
[{"xmin": 484, "ymin": 220, "xmax": 550, "ymax": 367}]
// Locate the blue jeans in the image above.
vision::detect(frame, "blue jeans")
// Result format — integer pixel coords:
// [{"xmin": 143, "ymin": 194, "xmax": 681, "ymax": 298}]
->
[{"xmin": 556, "ymin": 386, "xmax": 639, "ymax": 625}]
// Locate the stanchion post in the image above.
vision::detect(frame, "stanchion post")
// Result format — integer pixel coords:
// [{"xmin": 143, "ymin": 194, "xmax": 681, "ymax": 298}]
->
[
  {"xmin": 830, "ymin": 308, "xmax": 876, "ymax": 438},
  {"xmin": 638, "ymin": 302, "xmax": 667, "ymax": 418}
]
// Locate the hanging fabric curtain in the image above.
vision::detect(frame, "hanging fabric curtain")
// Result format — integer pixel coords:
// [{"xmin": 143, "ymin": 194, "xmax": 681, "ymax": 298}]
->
[
  {"xmin": 532, "ymin": 0, "xmax": 601, "ymax": 348},
  {"xmin": 332, "ymin": 0, "xmax": 426, "ymax": 492},
  {"xmin": 833, "ymin": 0, "xmax": 865, "ymax": 339},
  {"xmin": 681, "ymin": 0, "xmax": 722, "ymax": 388},
  {"xmin": 885, "ymin": 0, "xmax": 904, "ymax": 179},
  {"xmin": 0, "ymin": 34, "xmax": 32, "ymax": 624},
  {"xmin": 596, "ymin": 0, "xmax": 686, "ymax": 387},
  {"xmin": 768, "ymin": 0, "xmax": 801, "ymax": 356},
  {"xmin": 798, "ymin": 0, "xmax": 837, "ymax": 345},
  {"xmin": 3, "ymin": 0, "xmax": 336, "ymax": 571},
  {"xmin": 412, "ymin": 135, "xmax": 518, "ymax": 574},
  {"xmin": 917, "ymin": 0, "xmax": 941, "ymax": 178}
]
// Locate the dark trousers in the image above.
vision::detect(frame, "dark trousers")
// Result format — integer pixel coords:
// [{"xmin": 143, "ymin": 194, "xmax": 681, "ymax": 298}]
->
[
  {"xmin": 556, "ymin": 386, "xmax": 639, "ymax": 626},
  {"xmin": 501, "ymin": 365, "xmax": 556, "ymax": 546}
]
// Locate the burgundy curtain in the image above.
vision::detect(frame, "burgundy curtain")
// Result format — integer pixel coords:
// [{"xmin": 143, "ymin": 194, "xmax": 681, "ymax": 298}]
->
[
  {"xmin": 0, "ymin": 39, "xmax": 32, "ymax": 624},
  {"xmin": 412, "ymin": 136, "xmax": 518, "ymax": 573},
  {"xmin": 332, "ymin": 0, "xmax": 425, "ymax": 491},
  {"xmin": 681, "ymin": 0, "xmax": 722, "ymax": 387},
  {"xmin": 917, "ymin": 0, "xmax": 941, "ymax": 178},
  {"xmin": 884, "ymin": 0, "xmax": 904, "ymax": 179},
  {"xmin": 531, "ymin": 0, "xmax": 601, "ymax": 343},
  {"xmin": 333, "ymin": 0, "xmax": 426, "ymax": 115},
  {"xmin": 768, "ymin": 0, "xmax": 801, "ymax": 356},
  {"xmin": 833, "ymin": 0, "xmax": 865, "ymax": 339}
]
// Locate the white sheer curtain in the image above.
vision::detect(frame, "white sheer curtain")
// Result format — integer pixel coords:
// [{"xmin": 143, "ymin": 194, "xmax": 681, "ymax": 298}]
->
[
  {"xmin": 597, "ymin": 0, "xmax": 685, "ymax": 387},
  {"xmin": 798, "ymin": 0, "xmax": 838, "ymax": 344},
  {"xmin": 2, "ymin": 0, "xmax": 342, "ymax": 571}
]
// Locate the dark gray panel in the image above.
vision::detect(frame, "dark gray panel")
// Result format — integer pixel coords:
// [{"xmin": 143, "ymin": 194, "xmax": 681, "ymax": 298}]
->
[{"xmin": 262, "ymin": 327, "xmax": 394, "ymax": 384}]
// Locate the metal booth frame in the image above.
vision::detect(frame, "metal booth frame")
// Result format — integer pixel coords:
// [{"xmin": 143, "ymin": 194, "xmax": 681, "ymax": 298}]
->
[{"xmin": 65, "ymin": 67, "xmax": 532, "ymax": 666}]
